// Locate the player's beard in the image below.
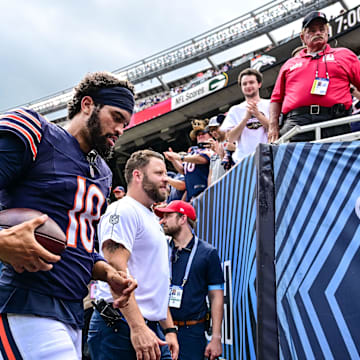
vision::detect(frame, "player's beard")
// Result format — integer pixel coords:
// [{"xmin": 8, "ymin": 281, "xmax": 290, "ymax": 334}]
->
[
  {"xmin": 142, "ymin": 173, "xmax": 167, "ymax": 203},
  {"xmin": 87, "ymin": 106, "xmax": 113, "ymax": 159}
]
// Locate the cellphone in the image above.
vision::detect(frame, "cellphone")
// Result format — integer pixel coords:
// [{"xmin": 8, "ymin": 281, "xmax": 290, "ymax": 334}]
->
[{"xmin": 198, "ymin": 142, "xmax": 211, "ymax": 148}]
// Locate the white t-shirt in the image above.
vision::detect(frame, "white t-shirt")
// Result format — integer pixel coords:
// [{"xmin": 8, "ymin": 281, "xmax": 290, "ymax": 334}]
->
[
  {"xmin": 221, "ymin": 99, "xmax": 269, "ymax": 162},
  {"xmin": 95, "ymin": 196, "xmax": 169, "ymax": 321}
]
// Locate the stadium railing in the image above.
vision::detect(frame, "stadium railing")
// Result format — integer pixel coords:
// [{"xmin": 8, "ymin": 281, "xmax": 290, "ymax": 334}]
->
[{"xmin": 276, "ymin": 114, "xmax": 360, "ymax": 143}]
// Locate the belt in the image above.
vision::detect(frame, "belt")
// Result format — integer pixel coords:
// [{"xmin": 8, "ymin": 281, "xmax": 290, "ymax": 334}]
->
[
  {"xmin": 92, "ymin": 299, "xmax": 124, "ymax": 326},
  {"xmin": 93, "ymin": 299, "xmax": 158, "ymax": 327},
  {"xmin": 284, "ymin": 104, "xmax": 350, "ymax": 118},
  {"xmin": 173, "ymin": 317, "xmax": 206, "ymax": 327}
]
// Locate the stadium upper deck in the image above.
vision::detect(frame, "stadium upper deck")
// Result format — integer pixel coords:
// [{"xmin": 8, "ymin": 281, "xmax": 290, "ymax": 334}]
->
[
  {"xmin": 4, "ymin": 0, "xmax": 341, "ymax": 117},
  {"xmin": 3, "ymin": 0, "xmax": 359, "ymax": 185},
  {"xmin": 107, "ymin": 3, "xmax": 360, "ymax": 185}
]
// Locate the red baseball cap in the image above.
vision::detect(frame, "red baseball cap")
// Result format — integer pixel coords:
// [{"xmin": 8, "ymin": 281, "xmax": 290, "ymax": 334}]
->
[{"xmin": 154, "ymin": 200, "xmax": 197, "ymax": 221}]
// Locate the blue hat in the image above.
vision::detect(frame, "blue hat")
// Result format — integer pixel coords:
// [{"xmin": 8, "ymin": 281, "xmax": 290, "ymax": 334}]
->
[
  {"xmin": 113, "ymin": 186, "xmax": 125, "ymax": 193},
  {"xmin": 302, "ymin": 11, "xmax": 328, "ymax": 29},
  {"xmin": 208, "ymin": 114, "xmax": 226, "ymax": 128}
]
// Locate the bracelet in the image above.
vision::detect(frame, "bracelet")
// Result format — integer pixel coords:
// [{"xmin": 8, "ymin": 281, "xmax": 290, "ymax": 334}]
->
[
  {"xmin": 163, "ymin": 326, "xmax": 178, "ymax": 335},
  {"xmin": 212, "ymin": 335, "xmax": 222, "ymax": 339},
  {"xmin": 180, "ymin": 155, "xmax": 185, "ymax": 162}
]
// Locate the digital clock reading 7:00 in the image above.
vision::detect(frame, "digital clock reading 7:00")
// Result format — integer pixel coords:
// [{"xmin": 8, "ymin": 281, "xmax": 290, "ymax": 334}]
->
[{"xmin": 329, "ymin": 5, "xmax": 360, "ymax": 36}]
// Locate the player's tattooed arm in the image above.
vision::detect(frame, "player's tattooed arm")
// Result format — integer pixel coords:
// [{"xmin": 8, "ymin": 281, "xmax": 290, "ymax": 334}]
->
[
  {"xmin": 98, "ymin": 239, "xmax": 137, "ymax": 308},
  {"xmin": 102, "ymin": 239, "xmax": 122, "ymax": 253},
  {"xmin": 92, "ymin": 242, "xmax": 137, "ymax": 308}
]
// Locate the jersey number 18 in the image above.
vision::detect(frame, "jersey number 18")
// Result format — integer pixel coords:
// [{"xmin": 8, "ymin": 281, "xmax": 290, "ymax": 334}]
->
[{"xmin": 66, "ymin": 176, "xmax": 106, "ymax": 252}]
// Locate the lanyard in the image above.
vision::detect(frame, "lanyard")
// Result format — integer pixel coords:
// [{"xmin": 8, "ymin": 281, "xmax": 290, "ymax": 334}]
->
[
  {"xmin": 169, "ymin": 236, "xmax": 199, "ymax": 287},
  {"xmin": 315, "ymin": 54, "xmax": 329, "ymax": 80}
]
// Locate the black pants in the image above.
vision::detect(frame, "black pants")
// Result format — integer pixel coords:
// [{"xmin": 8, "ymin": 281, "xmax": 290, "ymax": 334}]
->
[{"xmin": 280, "ymin": 113, "xmax": 351, "ymax": 142}]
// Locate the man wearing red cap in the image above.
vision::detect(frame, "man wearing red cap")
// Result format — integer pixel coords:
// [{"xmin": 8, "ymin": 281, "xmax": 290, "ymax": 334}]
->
[
  {"xmin": 155, "ymin": 201, "xmax": 224, "ymax": 360},
  {"xmin": 269, "ymin": 10, "xmax": 360, "ymax": 142}
]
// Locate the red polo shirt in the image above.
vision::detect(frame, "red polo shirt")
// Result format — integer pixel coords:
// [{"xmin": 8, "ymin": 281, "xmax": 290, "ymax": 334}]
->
[{"xmin": 271, "ymin": 44, "xmax": 360, "ymax": 114}]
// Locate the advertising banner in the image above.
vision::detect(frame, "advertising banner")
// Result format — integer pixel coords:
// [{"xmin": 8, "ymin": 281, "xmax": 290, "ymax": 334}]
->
[
  {"xmin": 171, "ymin": 73, "xmax": 228, "ymax": 110},
  {"xmin": 127, "ymin": 72, "xmax": 228, "ymax": 129}
]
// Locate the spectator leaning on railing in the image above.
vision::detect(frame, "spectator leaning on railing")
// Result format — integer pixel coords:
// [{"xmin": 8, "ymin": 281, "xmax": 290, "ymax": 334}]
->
[{"xmin": 268, "ymin": 11, "xmax": 360, "ymax": 142}]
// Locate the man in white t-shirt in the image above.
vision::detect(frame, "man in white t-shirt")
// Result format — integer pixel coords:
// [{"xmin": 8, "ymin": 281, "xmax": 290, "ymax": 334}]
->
[
  {"xmin": 220, "ymin": 68, "xmax": 269, "ymax": 163},
  {"xmin": 88, "ymin": 150, "xmax": 179, "ymax": 360}
]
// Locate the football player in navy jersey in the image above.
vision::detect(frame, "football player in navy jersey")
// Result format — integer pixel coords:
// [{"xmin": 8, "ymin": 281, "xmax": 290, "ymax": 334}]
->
[{"xmin": 0, "ymin": 71, "xmax": 137, "ymax": 359}]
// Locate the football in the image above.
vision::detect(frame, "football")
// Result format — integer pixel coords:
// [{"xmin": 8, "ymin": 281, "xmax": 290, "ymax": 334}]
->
[{"xmin": 0, "ymin": 208, "xmax": 67, "ymax": 255}]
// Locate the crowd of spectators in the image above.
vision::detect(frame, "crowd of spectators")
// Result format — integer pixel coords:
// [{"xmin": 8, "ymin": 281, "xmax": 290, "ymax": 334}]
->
[
  {"xmin": 132, "ymin": 6, "xmax": 353, "ymax": 117},
  {"xmin": 134, "ymin": 91, "xmax": 170, "ymax": 112},
  {"xmin": 159, "ymin": 66, "xmax": 270, "ymax": 202},
  {"xmin": 144, "ymin": 10, "xmax": 360, "ymax": 204},
  {"xmin": 133, "ymin": 62, "xmax": 233, "ymax": 113}
]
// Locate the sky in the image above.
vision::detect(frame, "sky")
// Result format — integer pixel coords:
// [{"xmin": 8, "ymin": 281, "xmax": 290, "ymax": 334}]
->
[{"xmin": 0, "ymin": 0, "xmax": 355, "ymax": 111}]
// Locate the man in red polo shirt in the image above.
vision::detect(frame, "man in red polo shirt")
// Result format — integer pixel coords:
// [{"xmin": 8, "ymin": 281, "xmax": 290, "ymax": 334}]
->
[{"xmin": 268, "ymin": 11, "xmax": 360, "ymax": 142}]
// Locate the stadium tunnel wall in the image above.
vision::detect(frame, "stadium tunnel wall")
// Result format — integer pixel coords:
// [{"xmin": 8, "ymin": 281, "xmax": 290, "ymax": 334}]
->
[{"xmin": 193, "ymin": 141, "xmax": 360, "ymax": 359}]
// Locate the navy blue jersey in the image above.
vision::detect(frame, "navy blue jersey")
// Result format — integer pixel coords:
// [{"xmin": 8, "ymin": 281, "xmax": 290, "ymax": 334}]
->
[
  {"xmin": 0, "ymin": 108, "xmax": 112, "ymax": 327},
  {"xmin": 183, "ymin": 146, "xmax": 211, "ymax": 201},
  {"xmin": 167, "ymin": 173, "xmax": 185, "ymax": 203},
  {"xmin": 169, "ymin": 237, "xmax": 224, "ymax": 321}
]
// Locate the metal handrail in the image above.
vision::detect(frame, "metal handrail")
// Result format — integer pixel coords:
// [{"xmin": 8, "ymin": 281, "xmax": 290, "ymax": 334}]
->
[{"xmin": 276, "ymin": 114, "xmax": 360, "ymax": 143}]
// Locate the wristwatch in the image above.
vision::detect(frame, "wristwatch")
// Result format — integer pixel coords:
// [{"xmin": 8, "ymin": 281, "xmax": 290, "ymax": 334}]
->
[{"xmin": 163, "ymin": 326, "xmax": 178, "ymax": 335}]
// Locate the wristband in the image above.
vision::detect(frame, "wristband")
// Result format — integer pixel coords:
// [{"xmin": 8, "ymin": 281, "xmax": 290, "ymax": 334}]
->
[{"xmin": 163, "ymin": 326, "xmax": 178, "ymax": 335}]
